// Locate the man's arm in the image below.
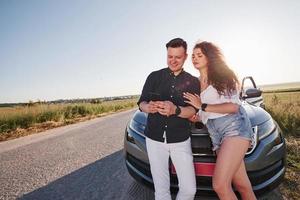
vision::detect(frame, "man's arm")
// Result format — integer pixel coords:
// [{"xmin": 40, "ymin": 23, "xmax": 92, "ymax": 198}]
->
[
  {"xmin": 155, "ymin": 101, "xmax": 196, "ymax": 118},
  {"xmin": 177, "ymin": 105, "xmax": 196, "ymax": 118},
  {"xmin": 137, "ymin": 72, "xmax": 155, "ymax": 112}
]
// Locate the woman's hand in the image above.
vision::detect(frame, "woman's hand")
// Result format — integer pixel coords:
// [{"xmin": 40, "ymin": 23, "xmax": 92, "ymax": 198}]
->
[{"xmin": 183, "ymin": 92, "xmax": 202, "ymax": 109}]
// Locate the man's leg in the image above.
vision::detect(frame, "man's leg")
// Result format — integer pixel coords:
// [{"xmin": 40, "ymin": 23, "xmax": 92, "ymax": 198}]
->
[
  {"xmin": 170, "ymin": 138, "xmax": 196, "ymax": 200},
  {"xmin": 146, "ymin": 137, "xmax": 172, "ymax": 200}
]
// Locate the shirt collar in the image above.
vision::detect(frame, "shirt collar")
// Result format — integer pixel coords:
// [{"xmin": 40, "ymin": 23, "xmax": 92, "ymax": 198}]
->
[{"xmin": 167, "ymin": 67, "xmax": 184, "ymax": 76}]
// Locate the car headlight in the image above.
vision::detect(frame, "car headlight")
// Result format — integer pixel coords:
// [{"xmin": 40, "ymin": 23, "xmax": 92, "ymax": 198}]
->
[
  {"xmin": 129, "ymin": 119, "xmax": 145, "ymax": 137},
  {"xmin": 257, "ymin": 119, "xmax": 276, "ymax": 140}
]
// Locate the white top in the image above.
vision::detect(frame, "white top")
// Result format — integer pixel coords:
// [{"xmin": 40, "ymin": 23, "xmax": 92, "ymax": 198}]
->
[{"xmin": 198, "ymin": 85, "xmax": 241, "ymax": 124}]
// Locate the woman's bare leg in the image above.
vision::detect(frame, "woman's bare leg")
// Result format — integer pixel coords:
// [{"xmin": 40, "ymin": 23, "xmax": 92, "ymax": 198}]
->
[
  {"xmin": 212, "ymin": 137, "xmax": 250, "ymax": 200},
  {"xmin": 232, "ymin": 161, "xmax": 257, "ymax": 200}
]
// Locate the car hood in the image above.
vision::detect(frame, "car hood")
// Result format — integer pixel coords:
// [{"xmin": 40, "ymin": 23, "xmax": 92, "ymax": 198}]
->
[{"xmin": 132, "ymin": 103, "xmax": 271, "ymax": 127}]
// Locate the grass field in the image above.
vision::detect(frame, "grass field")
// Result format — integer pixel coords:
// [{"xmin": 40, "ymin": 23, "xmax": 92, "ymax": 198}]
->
[
  {"xmin": 259, "ymin": 82, "xmax": 300, "ymax": 92},
  {"xmin": 262, "ymin": 91, "xmax": 299, "ymax": 200},
  {"xmin": 0, "ymin": 98, "xmax": 138, "ymax": 141},
  {"xmin": 263, "ymin": 91, "xmax": 300, "ymax": 137}
]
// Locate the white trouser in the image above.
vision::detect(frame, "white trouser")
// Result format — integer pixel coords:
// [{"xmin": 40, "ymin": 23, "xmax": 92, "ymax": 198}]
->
[{"xmin": 146, "ymin": 137, "xmax": 196, "ymax": 200}]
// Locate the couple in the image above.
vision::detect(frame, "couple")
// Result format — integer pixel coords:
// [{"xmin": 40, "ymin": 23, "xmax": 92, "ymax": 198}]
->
[{"xmin": 137, "ymin": 38, "xmax": 256, "ymax": 200}]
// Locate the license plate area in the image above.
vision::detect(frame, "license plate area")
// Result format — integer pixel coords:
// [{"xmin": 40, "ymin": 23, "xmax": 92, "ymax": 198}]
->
[{"xmin": 171, "ymin": 162, "xmax": 215, "ymax": 177}]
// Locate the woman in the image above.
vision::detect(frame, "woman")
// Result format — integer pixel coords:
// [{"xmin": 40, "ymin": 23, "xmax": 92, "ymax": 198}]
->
[{"xmin": 183, "ymin": 41, "xmax": 257, "ymax": 200}]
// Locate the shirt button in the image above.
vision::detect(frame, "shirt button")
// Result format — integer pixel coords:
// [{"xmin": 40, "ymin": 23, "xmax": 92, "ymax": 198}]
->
[
  {"xmin": 165, "ymin": 125, "xmax": 168, "ymax": 128},
  {"xmin": 172, "ymin": 85, "xmax": 175, "ymax": 88},
  {"xmin": 170, "ymin": 95, "xmax": 173, "ymax": 98}
]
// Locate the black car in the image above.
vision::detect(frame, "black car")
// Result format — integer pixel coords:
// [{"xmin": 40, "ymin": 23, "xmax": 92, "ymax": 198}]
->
[{"xmin": 124, "ymin": 77, "xmax": 286, "ymax": 196}]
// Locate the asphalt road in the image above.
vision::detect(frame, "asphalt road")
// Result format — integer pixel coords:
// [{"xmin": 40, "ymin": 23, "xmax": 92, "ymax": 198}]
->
[{"xmin": 0, "ymin": 109, "xmax": 283, "ymax": 200}]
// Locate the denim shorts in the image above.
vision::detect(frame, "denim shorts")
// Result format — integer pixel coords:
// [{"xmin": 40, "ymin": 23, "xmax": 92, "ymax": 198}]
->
[{"xmin": 206, "ymin": 106, "xmax": 255, "ymax": 151}]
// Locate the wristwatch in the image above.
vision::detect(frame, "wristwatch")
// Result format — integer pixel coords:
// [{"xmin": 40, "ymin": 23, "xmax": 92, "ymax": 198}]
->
[
  {"xmin": 201, "ymin": 103, "xmax": 208, "ymax": 111},
  {"xmin": 175, "ymin": 105, "xmax": 181, "ymax": 116}
]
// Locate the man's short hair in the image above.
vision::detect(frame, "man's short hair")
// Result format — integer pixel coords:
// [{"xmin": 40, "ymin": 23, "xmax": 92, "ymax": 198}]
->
[{"xmin": 166, "ymin": 38, "xmax": 187, "ymax": 52}]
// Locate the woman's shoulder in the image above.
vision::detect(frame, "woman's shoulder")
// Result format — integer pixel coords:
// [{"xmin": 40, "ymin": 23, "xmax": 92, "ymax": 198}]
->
[{"xmin": 201, "ymin": 85, "xmax": 216, "ymax": 94}]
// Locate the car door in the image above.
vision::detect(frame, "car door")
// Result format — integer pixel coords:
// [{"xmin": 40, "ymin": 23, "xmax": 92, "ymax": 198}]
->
[{"xmin": 240, "ymin": 76, "xmax": 265, "ymax": 108}]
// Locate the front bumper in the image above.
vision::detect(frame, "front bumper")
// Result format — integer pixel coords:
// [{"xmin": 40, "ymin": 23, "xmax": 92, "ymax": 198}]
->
[
  {"xmin": 124, "ymin": 121, "xmax": 286, "ymax": 196},
  {"xmin": 125, "ymin": 152, "xmax": 285, "ymax": 196}
]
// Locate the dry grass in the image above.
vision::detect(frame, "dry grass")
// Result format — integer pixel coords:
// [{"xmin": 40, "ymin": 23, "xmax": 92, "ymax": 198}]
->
[
  {"xmin": 262, "ymin": 91, "xmax": 300, "ymax": 200},
  {"xmin": 0, "ymin": 98, "xmax": 138, "ymax": 142},
  {"xmin": 279, "ymin": 136, "xmax": 300, "ymax": 200},
  {"xmin": 262, "ymin": 92, "xmax": 300, "ymax": 137}
]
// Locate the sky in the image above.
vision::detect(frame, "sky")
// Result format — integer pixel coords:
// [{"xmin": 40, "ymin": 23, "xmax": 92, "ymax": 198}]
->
[{"xmin": 0, "ymin": 0, "xmax": 299, "ymax": 103}]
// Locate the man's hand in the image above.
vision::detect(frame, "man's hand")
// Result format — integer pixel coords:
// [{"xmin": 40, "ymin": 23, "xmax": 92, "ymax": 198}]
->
[
  {"xmin": 188, "ymin": 114, "xmax": 201, "ymax": 123},
  {"xmin": 139, "ymin": 101, "xmax": 159, "ymax": 113},
  {"xmin": 155, "ymin": 101, "xmax": 176, "ymax": 117}
]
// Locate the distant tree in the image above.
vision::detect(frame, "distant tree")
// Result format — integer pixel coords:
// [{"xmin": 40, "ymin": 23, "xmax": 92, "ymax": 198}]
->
[
  {"xmin": 27, "ymin": 100, "xmax": 34, "ymax": 107},
  {"xmin": 91, "ymin": 99, "xmax": 101, "ymax": 104}
]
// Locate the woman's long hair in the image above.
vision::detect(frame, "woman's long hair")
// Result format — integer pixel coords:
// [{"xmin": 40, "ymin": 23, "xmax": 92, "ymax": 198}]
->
[{"xmin": 194, "ymin": 41, "xmax": 239, "ymax": 95}]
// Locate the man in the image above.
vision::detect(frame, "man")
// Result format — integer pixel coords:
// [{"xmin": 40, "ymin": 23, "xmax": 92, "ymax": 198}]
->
[{"xmin": 138, "ymin": 38, "xmax": 200, "ymax": 200}]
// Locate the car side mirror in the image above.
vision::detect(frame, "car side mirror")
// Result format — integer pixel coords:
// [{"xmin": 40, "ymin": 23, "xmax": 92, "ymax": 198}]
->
[{"xmin": 242, "ymin": 88, "xmax": 262, "ymax": 99}]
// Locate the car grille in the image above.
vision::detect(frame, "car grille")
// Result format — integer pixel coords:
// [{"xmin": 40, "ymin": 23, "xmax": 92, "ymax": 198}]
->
[
  {"xmin": 191, "ymin": 134, "xmax": 215, "ymax": 157},
  {"xmin": 191, "ymin": 122, "xmax": 257, "ymax": 156},
  {"xmin": 191, "ymin": 122, "xmax": 215, "ymax": 157},
  {"xmin": 170, "ymin": 174, "xmax": 213, "ymax": 187}
]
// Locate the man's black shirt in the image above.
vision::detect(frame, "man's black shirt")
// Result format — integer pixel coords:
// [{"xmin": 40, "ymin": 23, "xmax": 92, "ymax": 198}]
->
[{"xmin": 137, "ymin": 68, "xmax": 200, "ymax": 143}]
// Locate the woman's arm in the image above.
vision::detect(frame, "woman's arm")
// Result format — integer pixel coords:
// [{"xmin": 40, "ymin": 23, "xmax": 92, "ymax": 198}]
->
[
  {"xmin": 205, "ymin": 103, "xmax": 239, "ymax": 114},
  {"xmin": 183, "ymin": 92, "xmax": 239, "ymax": 114}
]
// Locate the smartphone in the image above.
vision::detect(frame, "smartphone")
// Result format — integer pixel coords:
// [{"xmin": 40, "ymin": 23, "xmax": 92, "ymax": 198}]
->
[{"xmin": 149, "ymin": 92, "xmax": 161, "ymax": 101}]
